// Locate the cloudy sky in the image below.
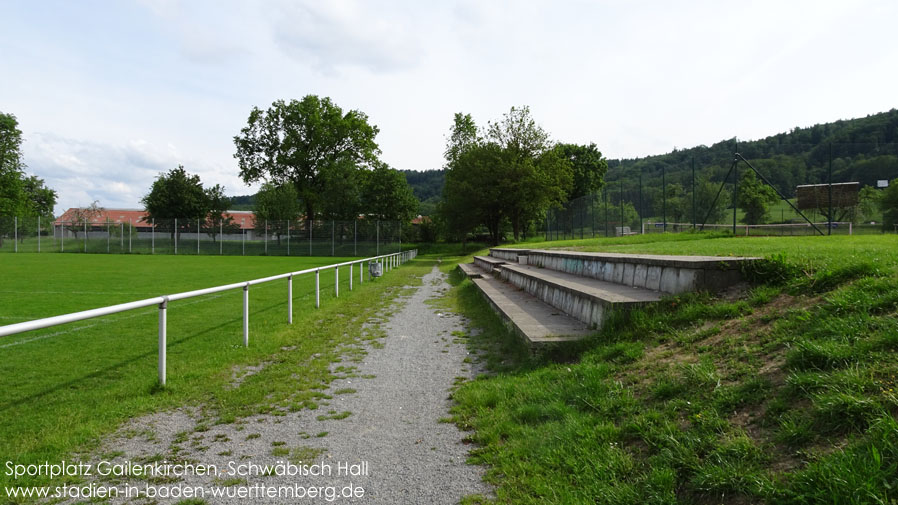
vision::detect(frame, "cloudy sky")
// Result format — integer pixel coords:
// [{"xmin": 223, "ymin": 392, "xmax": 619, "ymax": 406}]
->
[{"xmin": 2, "ymin": 0, "xmax": 896, "ymax": 214}]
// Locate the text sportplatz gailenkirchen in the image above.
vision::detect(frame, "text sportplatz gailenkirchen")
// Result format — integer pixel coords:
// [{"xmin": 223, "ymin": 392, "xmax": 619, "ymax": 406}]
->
[{"xmin": 6, "ymin": 459, "xmax": 368, "ymax": 479}]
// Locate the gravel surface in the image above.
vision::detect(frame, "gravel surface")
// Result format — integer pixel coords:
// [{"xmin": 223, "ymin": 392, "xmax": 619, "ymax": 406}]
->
[{"xmin": 76, "ymin": 265, "xmax": 491, "ymax": 504}]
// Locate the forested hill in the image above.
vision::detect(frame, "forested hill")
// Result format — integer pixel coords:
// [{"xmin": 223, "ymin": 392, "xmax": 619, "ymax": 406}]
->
[
  {"xmin": 608, "ymin": 108, "xmax": 898, "ymax": 197},
  {"xmin": 401, "ymin": 169, "xmax": 445, "ymax": 216}
]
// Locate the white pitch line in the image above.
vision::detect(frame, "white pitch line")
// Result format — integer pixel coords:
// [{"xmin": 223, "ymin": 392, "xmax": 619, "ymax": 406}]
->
[{"xmin": 0, "ymin": 295, "xmax": 224, "ymax": 349}]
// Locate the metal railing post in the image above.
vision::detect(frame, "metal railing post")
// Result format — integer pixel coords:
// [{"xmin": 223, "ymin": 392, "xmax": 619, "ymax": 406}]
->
[
  {"xmin": 349, "ymin": 263, "xmax": 353, "ymax": 291},
  {"xmin": 158, "ymin": 298, "xmax": 168, "ymax": 386},
  {"xmin": 315, "ymin": 269, "xmax": 320, "ymax": 308},
  {"xmin": 335, "ymin": 267, "xmax": 339, "ymax": 297},
  {"xmin": 361, "ymin": 261, "xmax": 364, "ymax": 283},
  {"xmin": 288, "ymin": 275, "xmax": 293, "ymax": 324},
  {"xmin": 243, "ymin": 284, "xmax": 249, "ymax": 347}
]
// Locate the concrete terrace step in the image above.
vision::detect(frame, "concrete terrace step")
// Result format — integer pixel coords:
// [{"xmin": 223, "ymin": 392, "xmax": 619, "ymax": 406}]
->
[
  {"xmin": 473, "ymin": 255, "xmax": 506, "ymax": 273},
  {"xmin": 457, "ymin": 262, "xmax": 484, "ymax": 279},
  {"xmin": 496, "ymin": 263, "xmax": 662, "ymax": 329},
  {"xmin": 490, "ymin": 248, "xmax": 758, "ymax": 294},
  {"xmin": 470, "ymin": 275, "xmax": 592, "ymax": 345}
]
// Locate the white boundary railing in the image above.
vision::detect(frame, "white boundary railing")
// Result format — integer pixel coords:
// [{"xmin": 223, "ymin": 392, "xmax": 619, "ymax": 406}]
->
[{"xmin": 0, "ymin": 249, "xmax": 418, "ymax": 385}]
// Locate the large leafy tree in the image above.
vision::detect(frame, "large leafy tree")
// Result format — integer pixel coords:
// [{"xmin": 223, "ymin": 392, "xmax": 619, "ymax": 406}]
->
[
  {"xmin": 485, "ymin": 106, "xmax": 572, "ymax": 241},
  {"xmin": 1, "ymin": 112, "xmax": 28, "ymax": 217},
  {"xmin": 142, "ymin": 165, "xmax": 210, "ymax": 239},
  {"xmin": 879, "ymin": 179, "xmax": 898, "ymax": 232},
  {"xmin": 234, "ymin": 95, "xmax": 380, "ymax": 222},
  {"xmin": 556, "ymin": 143, "xmax": 608, "ymax": 200},
  {"xmin": 360, "ymin": 162, "xmax": 419, "ymax": 222},
  {"xmin": 738, "ymin": 169, "xmax": 778, "ymax": 225},
  {"xmin": 204, "ymin": 183, "xmax": 238, "ymax": 242},
  {"xmin": 254, "ymin": 182, "xmax": 302, "ymax": 245}
]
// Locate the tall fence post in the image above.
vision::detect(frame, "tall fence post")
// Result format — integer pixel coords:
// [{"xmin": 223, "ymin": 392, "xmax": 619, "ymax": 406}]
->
[
  {"xmin": 287, "ymin": 275, "xmax": 293, "ymax": 324},
  {"xmin": 361, "ymin": 261, "xmax": 364, "ymax": 283},
  {"xmin": 265, "ymin": 220, "xmax": 268, "ymax": 255},
  {"xmin": 174, "ymin": 218, "xmax": 178, "ymax": 255},
  {"xmin": 354, "ymin": 220, "xmax": 357, "ymax": 256},
  {"xmin": 197, "ymin": 218, "xmax": 200, "ymax": 255},
  {"xmin": 242, "ymin": 229, "xmax": 245, "ymax": 256},
  {"xmin": 220, "ymin": 220, "xmax": 223, "ymax": 255},
  {"xmin": 243, "ymin": 284, "xmax": 249, "ymax": 347},
  {"xmin": 14, "ymin": 216, "xmax": 17, "ymax": 253},
  {"xmin": 83, "ymin": 220, "xmax": 87, "ymax": 252},
  {"xmin": 335, "ymin": 267, "xmax": 339, "ymax": 297},
  {"xmin": 158, "ymin": 298, "xmax": 168, "ymax": 386},
  {"xmin": 315, "ymin": 268, "xmax": 320, "ymax": 308},
  {"xmin": 331, "ymin": 221, "xmax": 335, "ymax": 256},
  {"xmin": 349, "ymin": 263, "xmax": 353, "ymax": 291},
  {"xmin": 376, "ymin": 221, "xmax": 379, "ymax": 256},
  {"xmin": 287, "ymin": 220, "xmax": 291, "ymax": 256},
  {"xmin": 309, "ymin": 219, "xmax": 313, "ymax": 256},
  {"xmin": 152, "ymin": 218, "xmax": 155, "ymax": 254},
  {"xmin": 662, "ymin": 165, "xmax": 667, "ymax": 232},
  {"xmin": 37, "ymin": 216, "xmax": 40, "ymax": 252}
]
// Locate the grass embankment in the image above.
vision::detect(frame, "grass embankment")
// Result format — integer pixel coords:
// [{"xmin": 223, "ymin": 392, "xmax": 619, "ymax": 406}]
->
[
  {"xmin": 0, "ymin": 254, "xmax": 429, "ymax": 493},
  {"xmin": 447, "ymin": 233, "xmax": 898, "ymax": 504}
]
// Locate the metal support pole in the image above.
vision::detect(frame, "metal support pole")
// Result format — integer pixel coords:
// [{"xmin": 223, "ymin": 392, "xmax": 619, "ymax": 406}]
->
[
  {"xmin": 603, "ymin": 189, "xmax": 608, "ymax": 237},
  {"xmin": 61, "ymin": 223, "xmax": 64, "ymax": 252},
  {"xmin": 620, "ymin": 178, "xmax": 624, "ymax": 234},
  {"xmin": 197, "ymin": 218, "xmax": 200, "ymax": 254},
  {"xmin": 158, "ymin": 298, "xmax": 168, "ymax": 386},
  {"xmin": 828, "ymin": 143, "xmax": 833, "ymax": 235},
  {"xmin": 376, "ymin": 221, "xmax": 379, "ymax": 256},
  {"xmin": 83, "ymin": 220, "xmax": 87, "ymax": 252},
  {"xmin": 174, "ymin": 218, "xmax": 178, "ymax": 255},
  {"xmin": 331, "ymin": 220, "xmax": 335, "ymax": 256},
  {"xmin": 315, "ymin": 269, "xmax": 320, "ymax": 308},
  {"xmin": 14, "ymin": 216, "xmax": 17, "ymax": 253},
  {"xmin": 38, "ymin": 216, "xmax": 40, "ymax": 252},
  {"xmin": 242, "ymin": 229, "xmax": 245, "ymax": 256},
  {"xmin": 288, "ymin": 275, "xmax": 293, "ymax": 324},
  {"xmin": 354, "ymin": 220, "xmax": 357, "ymax": 256},
  {"xmin": 287, "ymin": 221, "xmax": 290, "ymax": 256},
  {"xmin": 120, "ymin": 222, "xmax": 123, "ymax": 250},
  {"xmin": 692, "ymin": 157, "xmax": 696, "ymax": 229},
  {"xmin": 243, "ymin": 284, "xmax": 249, "ymax": 347},
  {"xmin": 265, "ymin": 220, "xmax": 268, "ymax": 254},
  {"xmin": 309, "ymin": 219, "xmax": 312, "ymax": 256},
  {"xmin": 349, "ymin": 263, "xmax": 353, "ymax": 290},
  {"xmin": 733, "ymin": 160, "xmax": 738, "ymax": 235},
  {"xmin": 107, "ymin": 221, "xmax": 110, "ymax": 253},
  {"xmin": 220, "ymin": 220, "xmax": 223, "ymax": 255},
  {"xmin": 151, "ymin": 219, "xmax": 155, "ymax": 253},
  {"xmin": 361, "ymin": 261, "xmax": 364, "ymax": 283},
  {"xmin": 662, "ymin": 165, "xmax": 667, "ymax": 232},
  {"xmin": 638, "ymin": 173, "xmax": 644, "ymax": 234},
  {"xmin": 335, "ymin": 267, "xmax": 339, "ymax": 297}
]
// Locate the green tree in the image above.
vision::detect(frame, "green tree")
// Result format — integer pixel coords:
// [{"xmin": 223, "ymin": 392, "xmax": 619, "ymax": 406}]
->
[
  {"xmin": 0, "ymin": 112, "xmax": 27, "ymax": 218},
  {"xmin": 360, "ymin": 162, "xmax": 418, "ymax": 222},
  {"xmin": 234, "ymin": 95, "xmax": 380, "ymax": 222},
  {"xmin": 204, "ymin": 184, "xmax": 239, "ymax": 242},
  {"xmin": 738, "ymin": 170, "xmax": 778, "ymax": 225},
  {"xmin": 141, "ymin": 166, "xmax": 210, "ymax": 240},
  {"xmin": 439, "ymin": 113, "xmax": 484, "ymax": 245},
  {"xmin": 486, "ymin": 106, "xmax": 572, "ymax": 241},
  {"xmin": 857, "ymin": 185, "xmax": 883, "ymax": 224},
  {"xmin": 319, "ymin": 158, "xmax": 362, "ymax": 220},
  {"xmin": 556, "ymin": 143, "xmax": 608, "ymax": 199},
  {"xmin": 694, "ymin": 175, "xmax": 731, "ymax": 225},
  {"xmin": 22, "ymin": 175, "xmax": 57, "ymax": 219},
  {"xmin": 66, "ymin": 201, "xmax": 104, "ymax": 239},
  {"xmin": 254, "ymin": 182, "xmax": 301, "ymax": 245},
  {"xmin": 879, "ymin": 179, "xmax": 898, "ymax": 232}
]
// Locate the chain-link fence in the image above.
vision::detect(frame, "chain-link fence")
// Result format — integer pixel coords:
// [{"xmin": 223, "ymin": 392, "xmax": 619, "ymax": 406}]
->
[
  {"xmin": 0, "ymin": 217, "xmax": 403, "ymax": 256},
  {"xmin": 545, "ymin": 142, "xmax": 898, "ymax": 240}
]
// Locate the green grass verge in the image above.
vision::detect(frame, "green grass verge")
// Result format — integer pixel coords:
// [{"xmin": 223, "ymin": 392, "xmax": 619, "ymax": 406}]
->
[
  {"xmin": 450, "ymin": 233, "xmax": 898, "ymax": 504},
  {"xmin": 0, "ymin": 253, "xmax": 429, "ymax": 493}
]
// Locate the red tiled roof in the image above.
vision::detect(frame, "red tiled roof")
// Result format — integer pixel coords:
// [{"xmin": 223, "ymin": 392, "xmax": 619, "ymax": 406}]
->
[{"xmin": 54, "ymin": 208, "xmax": 258, "ymax": 230}]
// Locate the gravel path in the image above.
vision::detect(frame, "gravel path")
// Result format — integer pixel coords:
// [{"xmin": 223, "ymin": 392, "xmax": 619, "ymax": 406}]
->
[{"xmin": 79, "ymin": 265, "xmax": 490, "ymax": 504}]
